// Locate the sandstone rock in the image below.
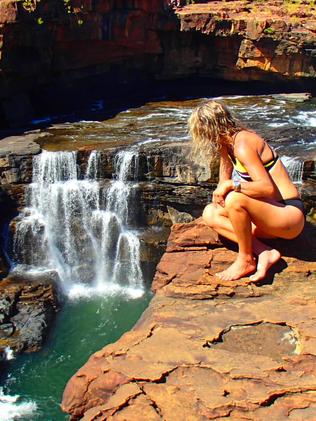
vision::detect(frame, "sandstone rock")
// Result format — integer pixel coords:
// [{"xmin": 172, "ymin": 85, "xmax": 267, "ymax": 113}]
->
[
  {"xmin": 0, "ymin": 272, "xmax": 60, "ymax": 354},
  {"xmin": 0, "ymin": 0, "xmax": 18, "ymax": 24},
  {"xmin": 176, "ymin": 1, "xmax": 316, "ymax": 80},
  {"xmin": 62, "ymin": 219, "xmax": 316, "ymax": 420}
]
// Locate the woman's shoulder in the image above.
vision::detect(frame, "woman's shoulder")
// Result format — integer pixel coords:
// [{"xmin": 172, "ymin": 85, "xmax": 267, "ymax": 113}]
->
[
  {"xmin": 234, "ymin": 130, "xmax": 263, "ymax": 153},
  {"xmin": 233, "ymin": 130, "xmax": 265, "ymax": 164}
]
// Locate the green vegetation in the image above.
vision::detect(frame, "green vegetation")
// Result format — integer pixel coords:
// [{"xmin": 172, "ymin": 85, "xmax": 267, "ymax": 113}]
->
[
  {"xmin": 21, "ymin": 0, "xmax": 84, "ymax": 25},
  {"xmin": 263, "ymin": 26, "xmax": 275, "ymax": 34},
  {"xmin": 21, "ymin": 0, "xmax": 39, "ymax": 12},
  {"xmin": 19, "ymin": 0, "xmax": 316, "ymax": 26}
]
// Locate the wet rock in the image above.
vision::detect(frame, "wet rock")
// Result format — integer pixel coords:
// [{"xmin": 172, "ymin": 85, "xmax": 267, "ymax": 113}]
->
[
  {"xmin": 0, "ymin": 133, "xmax": 43, "ymax": 220},
  {"xmin": 62, "ymin": 219, "xmax": 316, "ymax": 420},
  {"xmin": 304, "ymin": 160, "xmax": 316, "ymax": 181},
  {"xmin": 0, "ymin": 322, "xmax": 14, "ymax": 337},
  {"xmin": 302, "ymin": 180, "xmax": 316, "ymax": 215},
  {"xmin": 139, "ymin": 226, "xmax": 170, "ymax": 282},
  {"xmin": 167, "ymin": 205, "xmax": 194, "ymax": 224},
  {"xmin": 0, "ymin": 272, "xmax": 60, "ymax": 354},
  {"xmin": 139, "ymin": 181, "xmax": 213, "ymax": 226},
  {"xmin": 271, "ymin": 92, "xmax": 312, "ymax": 102}
]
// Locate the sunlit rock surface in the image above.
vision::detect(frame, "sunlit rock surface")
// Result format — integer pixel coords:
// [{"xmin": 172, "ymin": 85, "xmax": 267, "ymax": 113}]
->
[
  {"xmin": 62, "ymin": 218, "xmax": 316, "ymax": 420},
  {"xmin": 173, "ymin": 1, "xmax": 316, "ymax": 80}
]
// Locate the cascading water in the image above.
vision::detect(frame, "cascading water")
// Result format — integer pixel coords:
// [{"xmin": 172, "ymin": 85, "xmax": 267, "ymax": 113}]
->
[
  {"xmin": 281, "ymin": 156, "xmax": 304, "ymax": 185},
  {"xmin": 86, "ymin": 150, "xmax": 101, "ymax": 180},
  {"xmin": 0, "ymin": 387, "xmax": 37, "ymax": 421},
  {"xmin": 12, "ymin": 149, "xmax": 144, "ymax": 297}
]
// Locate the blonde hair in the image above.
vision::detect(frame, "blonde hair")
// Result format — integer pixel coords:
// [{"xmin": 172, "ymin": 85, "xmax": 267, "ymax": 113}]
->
[{"xmin": 188, "ymin": 100, "xmax": 245, "ymax": 165}]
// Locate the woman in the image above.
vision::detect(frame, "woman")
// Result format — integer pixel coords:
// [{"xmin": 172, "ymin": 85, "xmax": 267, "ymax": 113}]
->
[{"xmin": 188, "ymin": 100, "xmax": 305, "ymax": 282}]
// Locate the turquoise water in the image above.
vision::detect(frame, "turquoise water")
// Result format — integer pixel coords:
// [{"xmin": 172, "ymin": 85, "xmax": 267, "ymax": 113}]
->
[{"xmin": 1, "ymin": 290, "xmax": 152, "ymax": 420}]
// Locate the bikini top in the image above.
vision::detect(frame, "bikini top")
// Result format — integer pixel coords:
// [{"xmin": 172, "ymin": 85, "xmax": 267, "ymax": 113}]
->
[{"xmin": 228, "ymin": 143, "xmax": 279, "ymax": 182}]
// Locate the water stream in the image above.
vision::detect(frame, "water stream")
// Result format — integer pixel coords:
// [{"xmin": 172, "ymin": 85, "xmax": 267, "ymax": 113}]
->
[
  {"xmin": 2, "ymin": 146, "xmax": 147, "ymax": 420},
  {"xmin": 13, "ymin": 148, "xmax": 143, "ymax": 298}
]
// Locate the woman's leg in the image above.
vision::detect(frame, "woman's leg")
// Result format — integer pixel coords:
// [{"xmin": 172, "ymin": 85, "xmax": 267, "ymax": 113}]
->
[
  {"xmin": 202, "ymin": 192, "xmax": 305, "ymax": 281},
  {"xmin": 203, "ymin": 201, "xmax": 258, "ymax": 280}
]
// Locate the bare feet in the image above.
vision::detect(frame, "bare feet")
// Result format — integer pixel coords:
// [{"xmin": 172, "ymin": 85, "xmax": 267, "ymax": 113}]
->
[
  {"xmin": 249, "ymin": 249, "xmax": 281, "ymax": 282},
  {"xmin": 216, "ymin": 255, "xmax": 257, "ymax": 281}
]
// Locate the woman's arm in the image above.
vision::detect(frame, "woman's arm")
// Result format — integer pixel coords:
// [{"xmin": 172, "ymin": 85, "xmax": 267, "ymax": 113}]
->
[
  {"xmin": 212, "ymin": 147, "xmax": 233, "ymax": 206},
  {"xmin": 218, "ymin": 146, "xmax": 233, "ymax": 183}
]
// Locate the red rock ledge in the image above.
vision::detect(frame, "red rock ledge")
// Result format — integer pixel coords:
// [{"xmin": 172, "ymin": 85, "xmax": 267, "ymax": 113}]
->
[{"xmin": 62, "ymin": 219, "xmax": 316, "ymax": 420}]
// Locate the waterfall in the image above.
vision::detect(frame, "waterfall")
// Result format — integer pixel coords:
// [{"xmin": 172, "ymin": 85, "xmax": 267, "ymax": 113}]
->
[
  {"xmin": 281, "ymin": 156, "xmax": 304, "ymax": 184},
  {"xmin": 12, "ymin": 149, "xmax": 144, "ymax": 298},
  {"xmin": 86, "ymin": 150, "xmax": 101, "ymax": 180}
]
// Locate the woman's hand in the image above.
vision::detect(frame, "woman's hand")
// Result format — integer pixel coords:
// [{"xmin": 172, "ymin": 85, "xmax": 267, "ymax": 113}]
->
[{"xmin": 212, "ymin": 180, "xmax": 233, "ymax": 207}]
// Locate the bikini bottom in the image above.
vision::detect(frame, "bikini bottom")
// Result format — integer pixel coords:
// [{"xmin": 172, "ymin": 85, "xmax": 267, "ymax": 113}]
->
[{"xmin": 278, "ymin": 198, "xmax": 306, "ymax": 216}]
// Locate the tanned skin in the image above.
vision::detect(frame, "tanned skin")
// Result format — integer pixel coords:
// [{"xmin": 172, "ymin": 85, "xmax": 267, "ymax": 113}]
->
[{"xmin": 202, "ymin": 130, "xmax": 305, "ymax": 281}]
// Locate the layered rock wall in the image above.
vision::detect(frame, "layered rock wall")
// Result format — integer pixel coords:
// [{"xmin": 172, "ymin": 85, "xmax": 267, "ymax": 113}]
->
[
  {"xmin": 0, "ymin": 0, "xmax": 178, "ymax": 126},
  {"xmin": 1, "ymin": 1, "xmax": 316, "ymax": 126},
  {"xmin": 175, "ymin": 1, "xmax": 316, "ymax": 82}
]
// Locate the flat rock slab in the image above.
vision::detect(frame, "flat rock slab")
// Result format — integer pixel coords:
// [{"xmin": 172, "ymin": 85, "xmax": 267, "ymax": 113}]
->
[
  {"xmin": 0, "ymin": 133, "xmax": 42, "ymax": 157},
  {"xmin": 208, "ymin": 322, "xmax": 298, "ymax": 360},
  {"xmin": 62, "ymin": 219, "xmax": 316, "ymax": 420}
]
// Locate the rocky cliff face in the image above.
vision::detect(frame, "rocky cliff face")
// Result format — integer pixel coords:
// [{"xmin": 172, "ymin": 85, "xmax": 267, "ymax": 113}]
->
[
  {"xmin": 173, "ymin": 0, "xmax": 316, "ymax": 82},
  {"xmin": 0, "ymin": 132, "xmax": 42, "ymax": 279},
  {"xmin": 1, "ymin": 0, "xmax": 316, "ymax": 127},
  {"xmin": 0, "ymin": 272, "xmax": 60, "ymax": 359},
  {"xmin": 0, "ymin": 0, "xmax": 178, "ymax": 126},
  {"xmin": 61, "ymin": 218, "xmax": 316, "ymax": 420}
]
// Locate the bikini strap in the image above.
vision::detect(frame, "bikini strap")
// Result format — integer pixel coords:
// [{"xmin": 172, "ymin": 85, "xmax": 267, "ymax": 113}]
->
[
  {"xmin": 266, "ymin": 141, "xmax": 278, "ymax": 159},
  {"xmin": 227, "ymin": 151, "xmax": 236, "ymax": 165}
]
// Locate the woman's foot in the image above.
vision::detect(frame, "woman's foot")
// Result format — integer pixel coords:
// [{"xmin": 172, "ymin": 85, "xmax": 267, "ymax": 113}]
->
[
  {"xmin": 249, "ymin": 249, "xmax": 281, "ymax": 282},
  {"xmin": 216, "ymin": 255, "xmax": 257, "ymax": 281}
]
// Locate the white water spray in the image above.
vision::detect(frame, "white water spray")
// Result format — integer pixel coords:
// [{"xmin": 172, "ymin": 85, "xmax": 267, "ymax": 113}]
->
[
  {"xmin": 0, "ymin": 388, "xmax": 37, "ymax": 421},
  {"xmin": 4, "ymin": 347, "xmax": 14, "ymax": 361},
  {"xmin": 281, "ymin": 156, "xmax": 304, "ymax": 184},
  {"xmin": 13, "ymin": 149, "xmax": 144, "ymax": 297}
]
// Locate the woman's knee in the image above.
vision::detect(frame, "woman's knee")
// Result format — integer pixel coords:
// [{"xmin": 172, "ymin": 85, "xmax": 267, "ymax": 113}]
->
[
  {"xmin": 202, "ymin": 204, "xmax": 217, "ymax": 227},
  {"xmin": 202, "ymin": 203, "xmax": 226, "ymax": 228},
  {"xmin": 224, "ymin": 191, "xmax": 247, "ymax": 210}
]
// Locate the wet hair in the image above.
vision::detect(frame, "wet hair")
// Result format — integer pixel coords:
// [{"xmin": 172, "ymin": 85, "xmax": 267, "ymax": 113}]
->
[{"xmin": 188, "ymin": 100, "xmax": 245, "ymax": 165}]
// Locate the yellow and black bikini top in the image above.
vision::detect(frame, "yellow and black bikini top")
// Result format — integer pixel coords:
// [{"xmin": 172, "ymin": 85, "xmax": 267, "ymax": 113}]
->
[{"xmin": 228, "ymin": 143, "xmax": 279, "ymax": 182}]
